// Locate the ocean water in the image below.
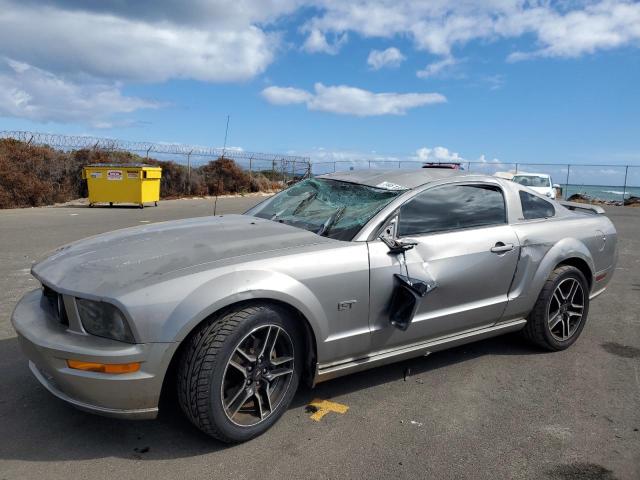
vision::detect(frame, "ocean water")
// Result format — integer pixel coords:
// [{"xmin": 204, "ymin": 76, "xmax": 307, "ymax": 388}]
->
[{"xmin": 562, "ymin": 184, "xmax": 640, "ymax": 202}]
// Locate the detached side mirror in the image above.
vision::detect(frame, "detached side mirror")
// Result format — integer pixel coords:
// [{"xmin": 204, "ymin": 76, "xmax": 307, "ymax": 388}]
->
[
  {"xmin": 553, "ymin": 184, "xmax": 561, "ymax": 189},
  {"xmin": 379, "ymin": 215, "xmax": 417, "ymax": 253}
]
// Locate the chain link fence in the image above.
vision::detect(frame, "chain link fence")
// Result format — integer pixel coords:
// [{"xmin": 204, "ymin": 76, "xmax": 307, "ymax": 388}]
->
[
  {"xmin": 311, "ymin": 160, "xmax": 640, "ymax": 205},
  {"xmin": 0, "ymin": 130, "xmax": 312, "ymax": 193},
  {"xmin": 1, "ymin": 130, "xmax": 638, "ymax": 206}
]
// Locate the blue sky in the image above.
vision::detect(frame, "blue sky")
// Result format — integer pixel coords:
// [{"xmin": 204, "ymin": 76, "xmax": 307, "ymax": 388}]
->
[{"xmin": 0, "ymin": 0, "xmax": 639, "ymax": 177}]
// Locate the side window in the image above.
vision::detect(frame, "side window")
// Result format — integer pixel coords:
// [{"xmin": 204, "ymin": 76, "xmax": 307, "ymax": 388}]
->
[
  {"xmin": 398, "ymin": 184, "xmax": 506, "ymax": 236},
  {"xmin": 519, "ymin": 191, "xmax": 555, "ymax": 219}
]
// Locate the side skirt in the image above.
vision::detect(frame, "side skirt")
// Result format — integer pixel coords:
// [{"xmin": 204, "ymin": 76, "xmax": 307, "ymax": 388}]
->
[{"xmin": 313, "ymin": 318, "xmax": 526, "ymax": 385}]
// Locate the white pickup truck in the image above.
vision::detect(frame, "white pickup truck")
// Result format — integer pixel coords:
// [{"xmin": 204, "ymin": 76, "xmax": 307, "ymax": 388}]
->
[{"xmin": 496, "ymin": 171, "xmax": 558, "ymax": 199}]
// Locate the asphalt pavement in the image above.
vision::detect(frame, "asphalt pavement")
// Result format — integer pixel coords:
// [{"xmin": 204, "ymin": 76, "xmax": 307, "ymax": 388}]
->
[{"xmin": 0, "ymin": 198, "xmax": 638, "ymax": 479}]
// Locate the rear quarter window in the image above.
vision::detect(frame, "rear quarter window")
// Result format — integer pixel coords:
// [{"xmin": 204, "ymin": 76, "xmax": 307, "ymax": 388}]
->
[{"xmin": 519, "ymin": 191, "xmax": 555, "ymax": 220}]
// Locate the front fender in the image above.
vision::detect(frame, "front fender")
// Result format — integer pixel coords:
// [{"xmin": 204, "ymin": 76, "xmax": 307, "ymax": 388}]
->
[
  {"xmin": 504, "ymin": 237, "xmax": 594, "ymax": 319},
  {"xmin": 163, "ymin": 269, "xmax": 328, "ymax": 345}
]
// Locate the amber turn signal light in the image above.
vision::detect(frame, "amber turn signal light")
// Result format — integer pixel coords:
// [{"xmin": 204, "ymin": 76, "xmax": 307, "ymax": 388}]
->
[{"xmin": 67, "ymin": 359, "xmax": 141, "ymax": 374}]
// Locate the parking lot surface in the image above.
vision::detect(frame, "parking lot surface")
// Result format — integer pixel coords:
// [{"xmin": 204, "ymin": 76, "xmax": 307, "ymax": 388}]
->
[{"xmin": 1, "ymin": 199, "xmax": 638, "ymax": 479}]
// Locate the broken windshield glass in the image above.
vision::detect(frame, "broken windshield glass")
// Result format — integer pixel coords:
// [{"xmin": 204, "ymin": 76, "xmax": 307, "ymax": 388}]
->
[{"xmin": 247, "ymin": 178, "xmax": 403, "ymax": 241}]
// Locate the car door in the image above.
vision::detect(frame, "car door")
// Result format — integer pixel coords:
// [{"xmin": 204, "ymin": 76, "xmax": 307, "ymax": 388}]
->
[{"xmin": 368, "ymin": 182, "xmax": 520, "ymax": 350}]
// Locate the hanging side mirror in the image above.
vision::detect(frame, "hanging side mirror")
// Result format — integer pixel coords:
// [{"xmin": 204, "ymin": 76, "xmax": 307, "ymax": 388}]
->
[
  {"xmin": 379, "ymin": 214, "xmax": 437, "ymax": 331},
  {"xmin": 389, "ymin": 274, "xmax": 437, "ymax": 331}
]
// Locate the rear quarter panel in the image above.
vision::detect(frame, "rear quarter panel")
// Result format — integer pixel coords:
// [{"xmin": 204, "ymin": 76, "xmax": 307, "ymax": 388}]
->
[{"xmin": 503, "ymin": 212, "xmax": 617, "ymax": 320}]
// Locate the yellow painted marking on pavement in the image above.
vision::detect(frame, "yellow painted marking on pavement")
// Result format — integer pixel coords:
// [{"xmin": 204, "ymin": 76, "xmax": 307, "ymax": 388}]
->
[{"xmin": 307, "ymin": 398, "xmax": 349, "ymax": 422}]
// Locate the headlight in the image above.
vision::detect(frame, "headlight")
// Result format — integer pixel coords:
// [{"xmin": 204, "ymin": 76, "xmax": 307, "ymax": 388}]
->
[{"xmin": 76, "ymin": 299, "xmax": 135, "ymax": 343}]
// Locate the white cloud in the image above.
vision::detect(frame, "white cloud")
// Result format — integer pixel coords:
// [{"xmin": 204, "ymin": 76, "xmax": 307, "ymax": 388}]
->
[
  {"xmin": 287, "ymin": 145, "xmax": 512, "ymax": 174},
  {"xmin": 1, "ymin": 0, "xmax": 638, "ymax": 127},
  {"xmin": 477, "ymin": 154, "xmax": 502, "ymax": 164},
  {"xmin": 302, "ymin": 29, "xmax": 348, "ymax": 54},
  {"xmin": 295, "ymin": 147, "xmax": 401, "ymax": 163},
  {"xmin": 1, "ymin": 0, "xmax": 637, "ymax": 85},
  {"xmin": 261, "ymin": 83, "xmax": 446, "ymax": 116},
  {"xmin": 414, "ymin": 146, "xmax": 463, "ymax": 162},
  {"xmin": 302, "ymin": 0, "xmax": 640, "ymax": 62},
  {"xmin": 505, "ymin": 1, "xmax": 640, "ymax": 60},
  {"xmin": 367, "ymin": 48, "xmax": 406, "ymax": 69},
  {"xmin": 0, "ymin": 59, "xmax": 159, "ymax": 127},
  {"xmin": 416, "ymin": 56, "xmax": 458, "ymax": 78},
  {"xmin": 0, "ymin": 1, "xmax": 280, "ymax": 83},
  {"xmin": 484, "ymin": 74, "xmax": 505, "ymax": 90},
  {"xmin": 261, "ymin": 86, "xmax": 313, "ymax": 105}
]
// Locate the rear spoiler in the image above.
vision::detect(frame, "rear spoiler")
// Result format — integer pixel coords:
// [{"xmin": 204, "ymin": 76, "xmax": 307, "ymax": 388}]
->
[{"xmin": 559, "ymin": 201, "xmax": 605, "ymax": 215}]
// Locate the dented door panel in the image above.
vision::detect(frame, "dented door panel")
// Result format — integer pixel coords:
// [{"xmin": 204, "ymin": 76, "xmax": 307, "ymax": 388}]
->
[{"xmin": 368, "ymin": 225, "xmax": 520, "ymax": 350}]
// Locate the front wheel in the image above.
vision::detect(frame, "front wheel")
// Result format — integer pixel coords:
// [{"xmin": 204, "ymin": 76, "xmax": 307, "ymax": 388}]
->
[
  {"xmin": 523, "ymin": 265, "xmax": 590, "ymax": 351},
  {"xmin": 177, "ymin": 304, "xmax": 302, "ymax": 442}
]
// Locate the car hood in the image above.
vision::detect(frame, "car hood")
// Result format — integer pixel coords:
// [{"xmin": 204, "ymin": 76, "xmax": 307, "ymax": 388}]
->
[{"xmin": 32, "ymin": 214, "xmax": 332, "ymax": 296}]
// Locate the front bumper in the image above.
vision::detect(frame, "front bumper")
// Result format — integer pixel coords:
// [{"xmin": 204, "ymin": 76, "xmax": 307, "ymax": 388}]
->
[{"xmin": 11, "ymin": 289, "xmax": 177, "ymax": 420}]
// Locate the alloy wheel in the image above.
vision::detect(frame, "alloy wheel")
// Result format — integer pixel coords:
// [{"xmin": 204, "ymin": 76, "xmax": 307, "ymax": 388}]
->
[
  {"xmin": 547, "ymin": 278, "xmax": 585, "ymax": 342},
  {"xmin": 220, "ymin": 324, "xmax": 295, "ymax": 427}
]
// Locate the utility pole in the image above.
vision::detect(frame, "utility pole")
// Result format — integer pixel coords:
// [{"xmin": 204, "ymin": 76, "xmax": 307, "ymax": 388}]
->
[
  {"xmin": 214, "ymin": 115, "xmax": 230, "ymax": 216},
  {"xmin": 222, "ymin": 114, "xmax": 230, "ymax": 157},
  {"xmin": 622, "ymin": 165, "xmax": 629, "ymax": 204}
]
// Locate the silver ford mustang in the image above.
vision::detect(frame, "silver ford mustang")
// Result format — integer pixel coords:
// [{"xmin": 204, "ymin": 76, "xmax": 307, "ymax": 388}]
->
[{"xmin": 12, "ymin": 169, "xmax": 617, "ymax": 442}]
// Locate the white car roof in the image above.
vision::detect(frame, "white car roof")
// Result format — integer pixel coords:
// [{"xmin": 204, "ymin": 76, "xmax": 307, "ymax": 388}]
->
[{"xmin": 512, "ymin": 172, "xmax": 551, "ymax": 178}]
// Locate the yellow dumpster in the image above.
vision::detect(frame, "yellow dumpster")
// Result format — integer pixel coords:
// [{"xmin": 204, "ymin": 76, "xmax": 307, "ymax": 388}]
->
[{"xmin": 82, "ymin": 164, "xmax": 162, "ymax": 208}]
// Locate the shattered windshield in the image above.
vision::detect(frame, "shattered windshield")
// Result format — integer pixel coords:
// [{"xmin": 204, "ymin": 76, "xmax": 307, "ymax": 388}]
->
[{"xmin": 247, "ymin": 178, "xmax": 403, "ymax": 241}]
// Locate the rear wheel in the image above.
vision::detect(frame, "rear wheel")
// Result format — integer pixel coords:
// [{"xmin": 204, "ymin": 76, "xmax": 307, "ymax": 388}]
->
[
  {"xmin": 177, "ymin": 304, "xmax": 301, "ymax": 442},
  {"xmin": 523, "ymin": 265, "xmax": 590, "ymax": 351}
]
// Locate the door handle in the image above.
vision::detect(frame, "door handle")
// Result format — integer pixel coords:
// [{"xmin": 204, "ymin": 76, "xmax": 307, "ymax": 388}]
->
[{"xmin": 490, "ymin": 242, "xmax": 514, "ymax": 253}]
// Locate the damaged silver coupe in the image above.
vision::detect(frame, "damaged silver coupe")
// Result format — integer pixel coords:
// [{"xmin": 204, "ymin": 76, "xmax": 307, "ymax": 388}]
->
[{"xmin": 12, "ymin": 169, "xmax": 618, "ymax": 442}]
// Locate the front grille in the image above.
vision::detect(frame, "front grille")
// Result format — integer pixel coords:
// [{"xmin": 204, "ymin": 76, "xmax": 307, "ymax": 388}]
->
[{"xmin": 42, "ymin": 285, "xmax": 69, "ymax": 326}]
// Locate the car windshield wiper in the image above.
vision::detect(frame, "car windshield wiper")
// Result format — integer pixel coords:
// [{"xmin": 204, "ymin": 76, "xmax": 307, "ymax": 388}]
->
[
  {"xmin": 292, "ymin": 191, "xmax": 317, "ymax": 215},
  {"xmin": 270, "ymin": 208, "xmax": 287, "ymax": 221},
  {"xmin": 316, "ymin": 206, "xmax": 345, "ymax": 237}
]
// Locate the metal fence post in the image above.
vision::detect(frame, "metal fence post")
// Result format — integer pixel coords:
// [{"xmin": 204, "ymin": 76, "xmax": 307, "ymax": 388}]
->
[
  {"xmin": 333, "ymin": 162, "xmax": 336, "ymax": 172},
  {"xmin": 187, "ymin": 151, "xmax": 192, "ymax": 195},
  {"xmin": 622, "ymin": 165, "xmax": 629, "ymax": 204},
  {"xmin": 466, "ymin": 161, "xmax": 471, "ymax": 172},
  {"xmin": 515, "ymin": 163, "xmax": 519, "ymax": 174},
  {"xmin": 281, "ymin": 158, "xmax": 286, "ymax": 189},
  {"xmin": 564, "ymin": 164, "xmax": 571, "ymax": 200}
]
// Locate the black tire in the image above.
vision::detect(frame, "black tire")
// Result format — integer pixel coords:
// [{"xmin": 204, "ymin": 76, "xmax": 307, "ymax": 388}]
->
[
  {"xmin": 523, "ymin": 265, "xmax": 590, "ymax": 351},
  {"xmin": 176, "ymin": 303, "xmax": 302, "ymax": 443}
]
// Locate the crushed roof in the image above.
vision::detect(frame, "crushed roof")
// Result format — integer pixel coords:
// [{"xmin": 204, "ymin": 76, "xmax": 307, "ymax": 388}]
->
[{"xmin": 320, "ymin": 169, "xmax": 467, "ymax": 190}]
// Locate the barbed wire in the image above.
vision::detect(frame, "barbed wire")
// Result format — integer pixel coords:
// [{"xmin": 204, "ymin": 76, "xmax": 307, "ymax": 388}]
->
[{"xmin": 0, "ymin": 130, "xmax": 310, "ymax": 164}]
